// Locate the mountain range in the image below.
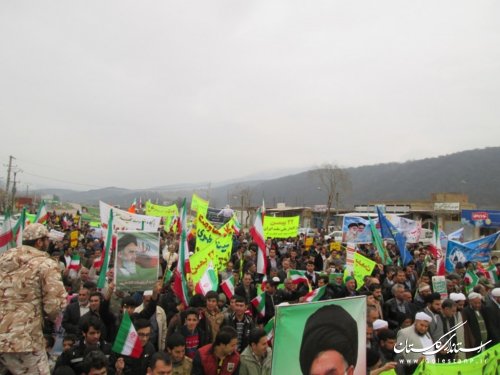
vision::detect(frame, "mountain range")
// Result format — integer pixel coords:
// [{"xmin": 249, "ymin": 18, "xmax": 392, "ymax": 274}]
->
[{"xmin": 33, "ymin": 147, "xmax": 500, "ymax": 210}]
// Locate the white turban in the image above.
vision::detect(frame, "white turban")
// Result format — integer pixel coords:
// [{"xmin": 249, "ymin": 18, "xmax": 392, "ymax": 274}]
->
[
  {"xmin": 415, "ymin": 312, "xmax": 432, "ymax": 322},
  {"xmin": 449, "ymin": 292, "xmax": 466, "ymax": 302},
  {"xmin": 373, "ymin": 319, "xmax": 389, "ymax": 330},
  {"xmin": 467, "ymin": 292, "xmax": 482, "ymax": 300}
]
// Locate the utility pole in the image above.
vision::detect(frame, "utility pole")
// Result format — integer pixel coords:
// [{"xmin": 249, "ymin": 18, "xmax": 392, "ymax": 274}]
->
[
  {"xmin": 4, "ymin": 155, "xmax": 14, "ymax": 212},
  {"xmin": 11, "ymin": 170, "xmax": 18, "ymax": 213}
]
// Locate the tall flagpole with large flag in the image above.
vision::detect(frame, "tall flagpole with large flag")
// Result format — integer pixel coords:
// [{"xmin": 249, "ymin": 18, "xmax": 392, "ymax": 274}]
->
[
  {"xmin": 97, "ymin": 210, "xmax": 113, "ymax": 289},
  {"xmin": 376, "ymin": 206, "xmax": 412, "ymax": 266},
  {"xmin": 250, "ymin": 207, "xmax": 267, "ymax": 275},
  {"xmin": 172, "ymin": 198, "xmax": 191, "ymax": 307}
]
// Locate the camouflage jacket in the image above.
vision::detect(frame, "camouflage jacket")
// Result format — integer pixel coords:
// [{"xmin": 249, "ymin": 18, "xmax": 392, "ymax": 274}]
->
[
  {"xmin": 172, "ymin": 356, "xmax": 193, "ymax": 375},
  {"xmin": 0, "ymin": 245, "xmax": 67, "ymax": 352}
]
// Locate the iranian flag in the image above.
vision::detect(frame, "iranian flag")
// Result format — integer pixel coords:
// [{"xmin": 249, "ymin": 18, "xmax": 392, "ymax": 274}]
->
[
  {"xmin": 428, "ymin": 224, "xmax": 441, "ymax": 259},
  {"xmin": 35, "ymin": 201, "xmax": 49, "ymax": 224},
  {"xmin": 0, "ymin": 215, "xmax": 14, "ymax": 251},
  {"xmin": 251, "ymin": 293, "xmax": 266, "ymax": 318},
  {"xmin": 68, "ymin": 254, "xmax": 80, "ymax": 270},
  {"xmin": 112, "ymin": 311, "xmax": 143, "ymax": 358},
  {"xmin": 303, "ymin": 286, "xmax": 326, "ymax": 302},
  {"xmin": 464, "ymin": 270, "xmax": 479, "ymax": 293},
  {"xmin": 260, "ymin": 275, "xmax": 268, "ymax": 292},
  {"xmin": 127, "ymin": 199, "xmax": 137, "ymax": 214},
  {"xmin": 232, "ymin": 216, "xmax": 242, "ymax": 235},
  {"xmin": 428, "ymin": 224, "xmax": 446, "ymax": 276},
  {"xmin": 97, "ymin": 210, "xmax": 113, "ymax": 289},
  {"xmin": 250, "ymin": 208, "xmax": 267, "ymax": 275},
  {"xmin": 264, "ymin": 317, "xmax": 275, "ymax": 344},
  {"xmin": 168, "ymin": 215, "xmax": 180, "ymax": 233},
  {"xmin": 14, "ymin": 209, "xmax": 26, "ymax": 247},
  {"xmin": 93, "ymin": 247, "xmax": 105, "ymax": 270},
  {"xmin": 288, "ymin": 269, "xmax": 309, "ymax": 285},
  {"xmin": 172, "ymin": 199, "xmax": 191, "ymax": 307},
  {"xmin": 194, "ymin": 263, "xmax": 218, "ymax": 296},
  {"xmin": 162, "ymin": 268, "xmax": 173, "ymax": 286},
  {"xmin": 221, "ymin": 275, "xmax": 235, "ymax": 300},
  {"xmin": 485, "ymin": 264, "xmax": 499, "ymax": 284}
]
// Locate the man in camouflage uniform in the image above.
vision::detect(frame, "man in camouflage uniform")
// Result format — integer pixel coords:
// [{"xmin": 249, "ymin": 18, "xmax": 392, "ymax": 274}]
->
[{"xmin": 0, "ymin": 223, "xmax": 67, "ymax": 375}]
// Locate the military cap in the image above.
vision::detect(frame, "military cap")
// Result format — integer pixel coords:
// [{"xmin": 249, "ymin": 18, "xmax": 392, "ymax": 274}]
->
[{"xmin": 23, "ymin": 223, "xmax": 49, "ymax": 241}]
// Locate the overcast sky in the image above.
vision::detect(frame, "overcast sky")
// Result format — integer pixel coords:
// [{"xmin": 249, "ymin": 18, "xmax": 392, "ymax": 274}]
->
[{"xmin": 1, "ymin": 1, "xmax": 499, "ymax": 191}]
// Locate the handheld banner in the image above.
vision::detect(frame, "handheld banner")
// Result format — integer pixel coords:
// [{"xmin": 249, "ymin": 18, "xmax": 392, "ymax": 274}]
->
[
  {"xmin": 263, "ymin": 216, "xmax": 299, "ymax": 239},
  {"xmin": 445, "ymin": 232, "xmax": 499, "ymax": 272},
  {"xmin": 432, "ymin": 276, "xmax": 447, "ymax": 300},
  {"xmin": 352, "ymin": 252, "xmax": 377, "ymax": 290},
  {"xmin": 99, "ymin": 201, "xmax": 161, "ymax": 232},
  {"xmin": 145, "ymin": 201, "xmax": 179, "ymax": 218},
  {"xmin": 189, "ymin": 246, "xmax": 216, "ymax": 286},
  {"xmin": 191, "ymin": 194, "xmax": 209, "ymax": 216},
  {"xmin": 413, "ymin": 343, "xmax": 499, "ymax": 374},
  {"xmin": 114, "ymin": 231, "xmax": 160, "ymax": 292},
  {"xmin": 342, "ymin": 216, "xmax": 372, "ymax": 243}
]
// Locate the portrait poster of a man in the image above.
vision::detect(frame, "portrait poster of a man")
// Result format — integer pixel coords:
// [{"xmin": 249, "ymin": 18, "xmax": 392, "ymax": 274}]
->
[
  {"xmin": 342, "ymin": 216, "xmax": 372, "ymax": 244},
  {"xmin": 272, "ymin": 296, "xmax": 366, "ymax": 375},
  {"xmin": 114, "ymin": 231, "xmax": 160, "ymax": 292}
]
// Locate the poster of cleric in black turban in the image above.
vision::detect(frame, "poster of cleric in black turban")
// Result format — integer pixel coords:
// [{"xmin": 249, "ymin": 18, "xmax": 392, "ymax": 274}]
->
[{"xmin": 272, "ymin": 296, "xmax": 366, "ymax": 375}]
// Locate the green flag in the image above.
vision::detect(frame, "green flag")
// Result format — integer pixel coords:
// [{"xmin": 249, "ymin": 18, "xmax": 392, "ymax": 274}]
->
[
  {"xmin": 369, "ymin": 216, "xmax": 391, "ymax": 265},
  {"xmin": 97, "ymin": 210, "xmax": 113, "ymax": 289}
]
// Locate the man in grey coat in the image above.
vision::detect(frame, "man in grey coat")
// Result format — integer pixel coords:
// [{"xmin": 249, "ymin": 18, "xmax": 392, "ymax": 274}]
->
[
  {"xmin": 239, "ymin": 328, "xmax": 272, "ymax": 375},
  {"xmin": 395, "ymin": 312, "xmax": 435, "ymax": 375}
]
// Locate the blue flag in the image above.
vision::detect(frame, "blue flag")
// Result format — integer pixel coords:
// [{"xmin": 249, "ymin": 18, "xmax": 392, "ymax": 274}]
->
[
  {"xmin": 445, "ymin": 231, "xmax": 500, "ymax": 272},
  {"xmin": 376, "ymin": 207, "xmax": 413, "ymax": 266}
]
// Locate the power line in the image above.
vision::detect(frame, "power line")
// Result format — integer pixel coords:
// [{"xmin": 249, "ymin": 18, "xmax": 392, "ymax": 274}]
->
[{"xmin": 22, "ymin": 171, "xmax": 106, "ymax": 189}]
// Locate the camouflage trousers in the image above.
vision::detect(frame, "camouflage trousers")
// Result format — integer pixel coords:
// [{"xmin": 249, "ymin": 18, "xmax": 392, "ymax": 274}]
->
[{"xmin": 0, "ymin": 351, "xmax": 50, "ymax": 375}]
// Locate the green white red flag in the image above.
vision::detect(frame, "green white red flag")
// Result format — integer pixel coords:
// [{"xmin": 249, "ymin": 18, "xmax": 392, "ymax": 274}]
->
[
  {"xmin": 14, "ymin": 209, "xmax": 26, "ymax": 247},
  {"xmin": 303, "ymin": 286, "xmax": 326, "ymax": 302},
  {"xmin": 221, "ymin": 275, "xmax": 235, "ymax": 300},
  {"xmin": 250, "ymin": 208, "xmax": 267, "ymax": 275},
  {"xmin": 464, "ymin": 270, "xmax": 479, "ymax": 293},
  {"xmin": 287, "ymin": 269, "xmax": 309, "ymax": 285},
  {"xmin": 194, "ymin": 262, "xmax": 218, "ymax": 296},
  {"xmin": 260, "ymin": 275, "xmax": 268, "ymax": 292},
  {"xmin": 68, "ymin": 254, "xmax": 80, "ymax": 270},
  {"xmin": 112, "ymin": 311, "xmax": 143, "ymax": 358},
  {"xmin": 485, "ymin": 264, "xmax": 499, "ymax": 284},
  {"xmin": 97, "ymin": 210, "xmax": 113, "ymax": 289},
  {"xmin": 35, "ymin": 201, "xmax": 49, "ymax": 224},
  {"xmin": 232, "ymin": 216, "xmax": 242, "ymax": 235},
  {"xmin": 0, "ymin": 214, "xmax": 14, "ymax": 252},
  {"xmin": 264, "ymin": 316, "xmax": 275, "ymax": 344},
  {"xmin": 172, "ymin": 199, "xmax": 191, "ymax": 307},
  {"xmin": 163, "ymin": 268, "xmax": 173, "ymax": 286},
  {"xmin": 251, "ymin": 293, "xmax": 266, "ymax": 318}
]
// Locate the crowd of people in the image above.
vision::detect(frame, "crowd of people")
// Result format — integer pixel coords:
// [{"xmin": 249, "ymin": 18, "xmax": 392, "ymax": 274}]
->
[{"xmin": 0, "ymin": 210, "xmax": 499, "ymax": 375}]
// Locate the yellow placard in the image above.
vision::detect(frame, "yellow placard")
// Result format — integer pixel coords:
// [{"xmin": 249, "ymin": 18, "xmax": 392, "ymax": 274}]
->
[
  {"xmin": 329, "ymin": 242, "xmax": 341, "ymax": 251},
  {"xmin": 263, "ymin": 216, "xmax": 299, "ymax": 238},
  {"xmin": 145, "ymin": 201, "xmax": 179, "ymax": 218},
  {"xmin": 190, "ymin": 194, "xmax": 209, "ymax": 216},
  {"xmin": 353, "ymin": 252, "xmax": 377, "ymax": 290},
  {"xmin": 305, "ymin": 237, "xmax": 314, "ymax": 249},
  {"xmin": 70, "ymin": 230, "xmax": 79, "ymax": 248}
]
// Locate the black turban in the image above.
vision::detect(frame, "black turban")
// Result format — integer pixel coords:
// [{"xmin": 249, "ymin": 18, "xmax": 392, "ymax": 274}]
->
[{"xmin": 299, "ymin": 304, "xmax": 358, "ymax": 374}]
